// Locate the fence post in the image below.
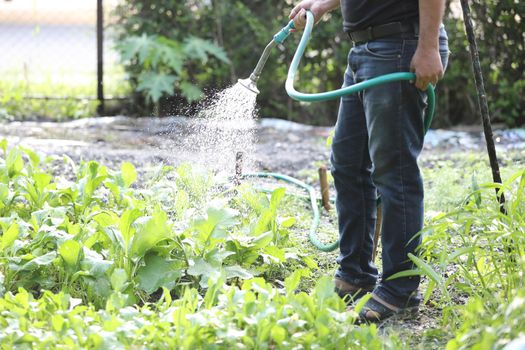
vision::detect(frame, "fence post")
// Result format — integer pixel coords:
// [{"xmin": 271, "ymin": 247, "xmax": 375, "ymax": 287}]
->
[{"xmin": 97, "ymin": 0, "xmax": 105, "ymax": 115}]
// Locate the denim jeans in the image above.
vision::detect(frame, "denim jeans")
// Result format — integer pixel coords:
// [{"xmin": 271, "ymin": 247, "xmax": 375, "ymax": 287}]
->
[{"xmin": 331, "ymin": 28, "xmax": 449, "ymax": 307}]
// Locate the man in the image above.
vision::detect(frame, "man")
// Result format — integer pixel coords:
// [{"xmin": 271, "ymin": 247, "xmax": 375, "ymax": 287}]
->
[{"xmin": 289, "ymin": 0, "xmax": 449, "ymax": 322}]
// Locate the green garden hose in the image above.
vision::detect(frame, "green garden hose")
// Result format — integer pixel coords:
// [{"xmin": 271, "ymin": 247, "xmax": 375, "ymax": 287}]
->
[
  {"xmin": 242, "ymin": 172, "xmax": 335, "ymax": 252},
  {"xmin": 286, "ymin": 11, "xmax": 435, "ymax": 133}
]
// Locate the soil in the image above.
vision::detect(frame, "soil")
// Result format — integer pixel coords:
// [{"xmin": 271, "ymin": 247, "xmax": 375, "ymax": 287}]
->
[{"xmin": 2, "ymin": 116, "xmax": 522, "ymax": 178}]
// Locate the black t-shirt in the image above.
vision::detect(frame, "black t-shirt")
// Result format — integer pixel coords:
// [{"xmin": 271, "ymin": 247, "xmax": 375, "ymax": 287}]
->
[{"xmin": 341, "ymin": 0, "xmax": 419, "ymax": 32}]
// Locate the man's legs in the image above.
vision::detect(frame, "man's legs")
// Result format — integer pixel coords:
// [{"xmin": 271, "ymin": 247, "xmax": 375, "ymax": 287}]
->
[
  {"xmin": 355, "ymin": 36, "xmax": 448, "ymax": 305},
  {"xmin": 331, "ymin": 54, "xmax": 379, "ymax": 289},
  {"xmin": 362, "ymin": 56, "xmax": 427, "ymax": 305}
]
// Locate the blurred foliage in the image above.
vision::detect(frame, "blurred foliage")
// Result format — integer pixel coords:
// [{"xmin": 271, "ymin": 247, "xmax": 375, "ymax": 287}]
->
[
  {"xmin": 436, "ymin": 0, "xmax": 525, "ymax": 127},
  {"xmin": 113, "ymin": 0, "xmax": 524, "ymax": 127}
]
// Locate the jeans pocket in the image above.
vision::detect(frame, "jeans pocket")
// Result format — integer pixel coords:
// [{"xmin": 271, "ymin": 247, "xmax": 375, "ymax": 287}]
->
[{"xmin": 364, "ymin": 41, "xmax": 403, "ymax": 60}]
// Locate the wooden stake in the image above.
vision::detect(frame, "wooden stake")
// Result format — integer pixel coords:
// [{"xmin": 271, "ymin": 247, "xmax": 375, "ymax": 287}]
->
[
  {"xmin": 372, "ymin": 204, "xmax": 382, "ymax": 260},
  {"xmin": 318, "ymin": 166, "xmax": 331, "ymax": 211},
  {"xmin": 234, "ymin": 152, "xmax": 244, "ymax": 186}
]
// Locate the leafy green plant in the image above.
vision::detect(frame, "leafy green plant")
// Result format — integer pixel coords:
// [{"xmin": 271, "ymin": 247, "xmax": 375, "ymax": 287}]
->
[
  {"xmin": 0, "ymin": 273, "xmax": 399, "ymax": 349},
  {"xmin": 0, "ymin": 139, "xmax": 312, "ymax": 307},
  {"xmin": 115, "ymin": 33, "xmax": 229, "ymax": 105}
]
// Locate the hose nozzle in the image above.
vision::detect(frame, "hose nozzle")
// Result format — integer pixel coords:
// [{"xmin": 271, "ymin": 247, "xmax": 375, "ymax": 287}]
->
[
  {"xmin": 238, "ymin": 20, "xmax": 296, "ymax": 95},
  {"xmin": 238, "ymin": 76, "xmax": 260, "ymax": 94}
]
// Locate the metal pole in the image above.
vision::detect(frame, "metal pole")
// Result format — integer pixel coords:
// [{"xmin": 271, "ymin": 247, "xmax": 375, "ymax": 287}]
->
[
  {"xmin": 97, "ymin": 0, "xmax": 105, "ymax": 115},
  {"xmin": 460, "ymin": 0, "xmax": 506, "ymax": 213}
]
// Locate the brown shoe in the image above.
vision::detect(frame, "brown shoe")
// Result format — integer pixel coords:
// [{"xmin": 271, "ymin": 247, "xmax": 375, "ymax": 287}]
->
[
  {"xmin": 350, "ymin": 293, "xmax": 419, "ymax": 324},
  {"xmin": 334, "ymin": 278, "xmax": 375, "ymax": 304}
]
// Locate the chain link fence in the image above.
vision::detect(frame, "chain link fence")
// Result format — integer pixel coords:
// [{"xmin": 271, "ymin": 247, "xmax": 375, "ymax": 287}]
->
[{"xmin": 0, "ymin": 0, "xmax": 127, "ymax": 116}]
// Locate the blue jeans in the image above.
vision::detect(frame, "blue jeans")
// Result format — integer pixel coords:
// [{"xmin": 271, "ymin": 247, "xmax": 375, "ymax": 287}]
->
[{"xmin": 331, "ymin": 28, "xmax": 449, "ymax": 307}]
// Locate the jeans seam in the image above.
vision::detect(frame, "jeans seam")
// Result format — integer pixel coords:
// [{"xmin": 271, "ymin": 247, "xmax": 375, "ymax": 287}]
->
[
  {"xmin": 357, "ymin": 137, "xmax": 366, "ymax": 267},
  {"xmin": 399, "ymin": 41, "xmax": 408, "ymax": 261}
]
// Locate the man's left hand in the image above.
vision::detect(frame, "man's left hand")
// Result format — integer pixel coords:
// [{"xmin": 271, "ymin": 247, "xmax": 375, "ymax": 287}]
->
[{"xmin": 410, "ymin": 46, "xmax": 444, "ymax": 90}]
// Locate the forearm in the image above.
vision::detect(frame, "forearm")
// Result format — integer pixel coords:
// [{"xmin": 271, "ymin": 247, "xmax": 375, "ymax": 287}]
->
[
  {"xmin": 318, "ymin": 0, "xmax": 340, "ymax": 12},
  {"xmin": 418, "ymin": 0, "xmax": 446, "ymax": 50}
]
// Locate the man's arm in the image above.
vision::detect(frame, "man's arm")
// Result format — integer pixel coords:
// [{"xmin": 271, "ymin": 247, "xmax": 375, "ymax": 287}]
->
[
  {"xmin": 411, "ymin": 0, "xmax": 447, "ymax": 90},
  {"xmin": 289, "ymin": 0, "xmax": 340, "ymax": 30}
]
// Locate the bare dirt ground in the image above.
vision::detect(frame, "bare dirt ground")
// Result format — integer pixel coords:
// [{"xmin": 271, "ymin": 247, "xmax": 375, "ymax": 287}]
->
[{"xmin": 2, "ymin": 116, "xmax": 522, "ymax": 178}]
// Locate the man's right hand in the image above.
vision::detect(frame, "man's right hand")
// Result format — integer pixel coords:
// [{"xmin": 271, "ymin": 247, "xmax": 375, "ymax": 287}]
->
[{"xmin": 289, "ymin": 0, "xmax": 340, "ymax": 31}]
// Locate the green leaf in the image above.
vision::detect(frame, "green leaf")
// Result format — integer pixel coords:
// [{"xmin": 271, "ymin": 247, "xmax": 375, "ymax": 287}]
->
[
  {"xmin": 271, "ymin": 325, "xmax": 286, "ymax": 345},
  {"xmin": 387, "ymin": 269, "xmax": 423, "ymax": 281},
  {"xmin": 1, "ymin": 222, "xmax": 19, "ymax": 251},
  {"xmin": 447, "ymin": 247, "xmax": 475, "ymax": 262},
  {"xmin": 0, "ymin": 139, "xmax": 6, "ymax": 155},
  {"xmin": 313, "ymin": 276, "xmax": 336, "ymax": 303},
  {"xmin": 0, "ymin": 183, "xmax": 8, "ymax": 202},
  {"xmin": 180, "ymin": 82, "xmax": 203, "ymax": 102},
  {"xmin": 187, "ymin": 258, "xmax": 214, "ymax": 277},
  {"xmin": 183, "ymin": 36, "xmax": 230, "ymax": 64},
  {"xmin": 284, "ymin": 269, "xmax": 310, "ymax": 295},
  {"xmin": 110, "ymin": 268, "xmax": 128, "ymax": 292},
  {"xmin": 270, "ymin": 188, "xmax": 286, "ymax": 210},
  {"xmin": 91, "ymin": 211, "xmax": 118, "ymax": 228},
  {"xmin": 279, "ymin": 217, "xmax": 296, "ymax": 228},
  {"xmin": 156, "ymin": 36, "xmax": 185, "ymax": 73},
  {"xmin": 353, "ymin": 293, "xmax": 372, "ymax": 314},
  {"xmin": 121, "ymin": 162, "xmax": 137, "ymax": 188},
  {"xmin": 6, "ymin": 148, "xmax": 24, "ymax": 177},
  {"xmin": 19, "ymin": 252, "xmax": 57, "ymax": 271},
  {"xmin": 20, "ymin": 146, "xmax": 41, "ymax": 168},
  {"xmin": 117, "ymin": 33, "xmax": 156, "ymax": 63},
  {"xmin": 205, "ymin": 248, "xmax": 235, "ymax": 266},
  {"xmin": 251, "ymin": 231, "xmax": 273, "ymax": 249},
  {"xmin": 224, "ymin": 265, "xmax": 253, "ymax": 280},
  {"xmin": 262, "ymin": 245, "xmax": 285, "ymax": 262},
  {"xmin": 81, "ymin": 249, "xmax": 112, "ymax": 277},
  {"xmin": 130, "ymin": 207, "xmax": 171, "ymax": 258},
  {"xmin": 119, "ymin": 209, "xmax": 142, "ymax": 253},
  {"xmin": 193, "ymin": 207, "xmax": 238, "ymax": 242},
  {"xmin": 136, "ymin": 254, "xmax": 181, "ymax": 294},
  {"xmin": 33, "ymin": 172, "xmax": 51, "ymax": 192},
  {"xmin": 423, "ymin": 280, "xmax": 436, "ymax": 305},
  {"xmin": 58, "ymin": 240, "xmax": 82, "ymax": 270},
  {"xmin": 137, "ymin": 72, "xmax": 177, "ymax": 103},
  {"xmin": 408, "ymin": 253, "xmax": 443, "ymax": 286}
]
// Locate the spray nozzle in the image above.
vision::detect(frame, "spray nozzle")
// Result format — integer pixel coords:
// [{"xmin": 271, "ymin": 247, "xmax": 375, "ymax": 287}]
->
[
  {"xmin": 238, "ymin": 20, "xmax": 296, "ymax": 95},
  {"xmin": 238, "ymin": 76, "xmax": 260, "ymax": 94}
]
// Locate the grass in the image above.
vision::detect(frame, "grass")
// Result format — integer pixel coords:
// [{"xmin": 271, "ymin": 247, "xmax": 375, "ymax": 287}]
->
[{"xmin": 0, "ymin": 66, "xmax": 130, "ymax": 121}]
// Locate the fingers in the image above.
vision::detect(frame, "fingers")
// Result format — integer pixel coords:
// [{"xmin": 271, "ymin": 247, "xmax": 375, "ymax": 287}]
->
[
  {"xmin": 411, "ymin": 65, "xmax": 443, "ymax": 90},
  {"xmin": 289, "ymin": 4, "xmax": 302, "ymax": 19},
  {"xmin": 292, "ymin": 8, "xmax": 307, "ymax": 30},
  {"xmin": 415, "ymin": 70, "xmax": 443, "ymax": 90}
]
